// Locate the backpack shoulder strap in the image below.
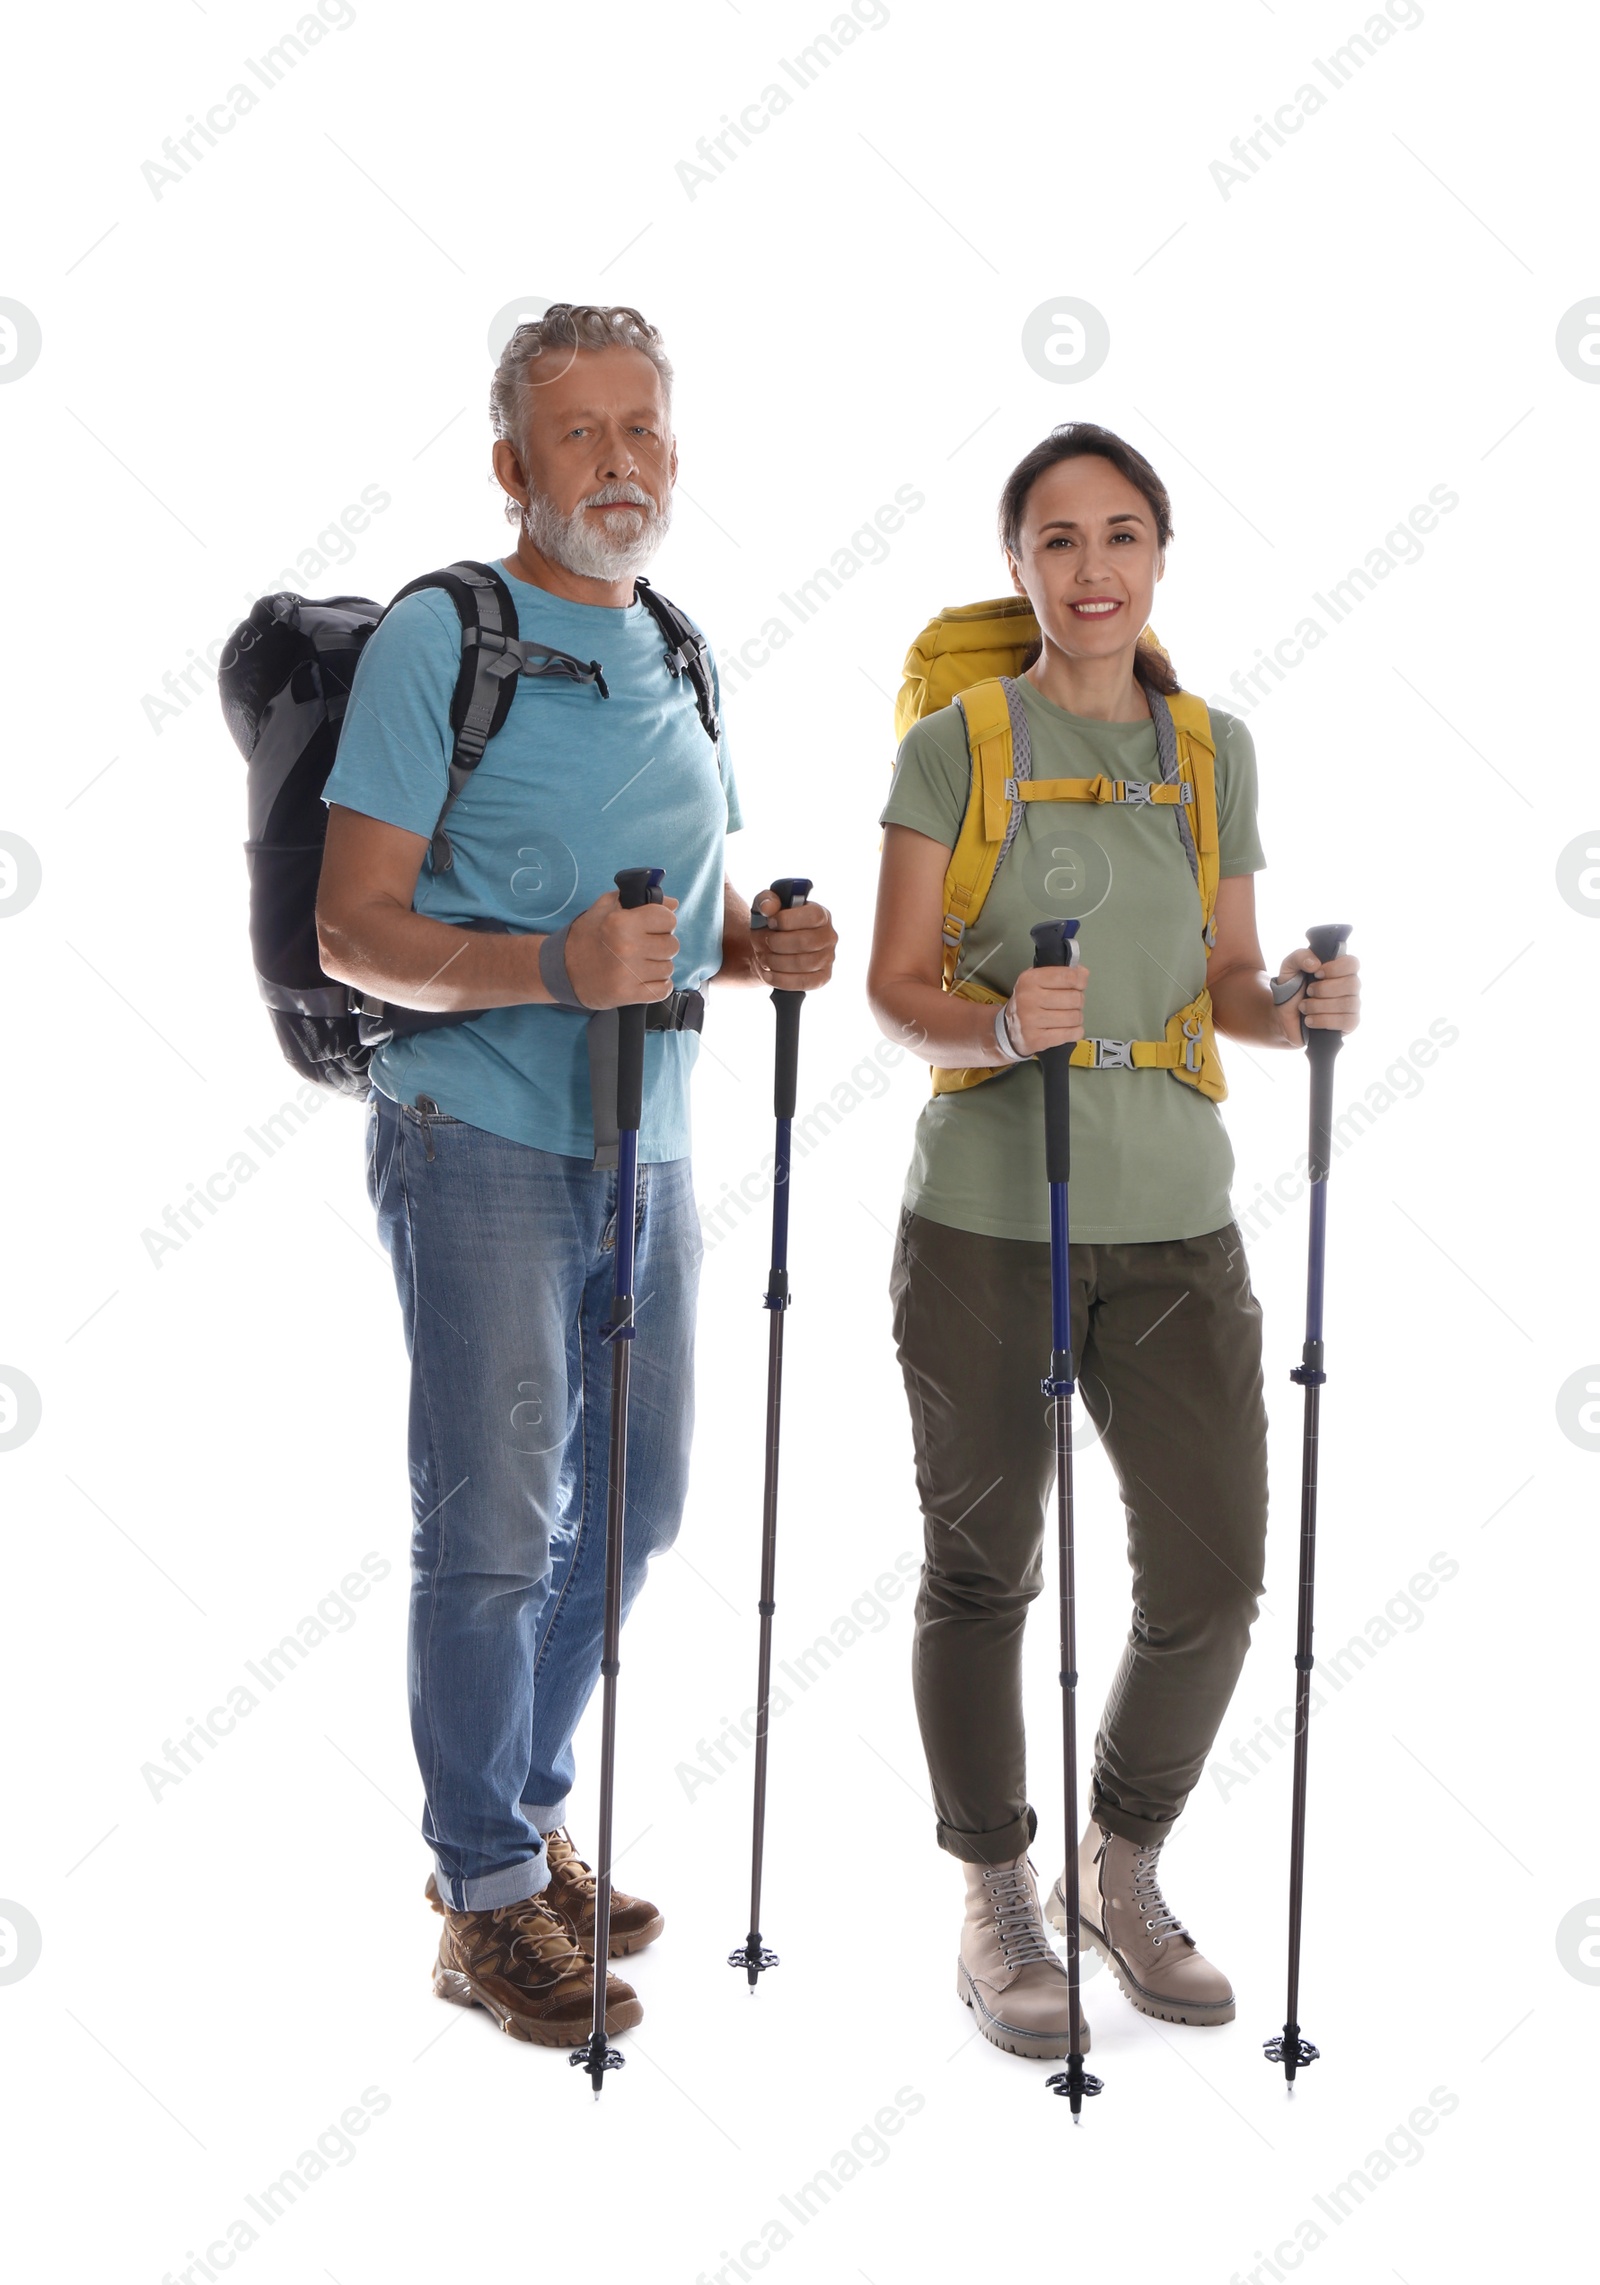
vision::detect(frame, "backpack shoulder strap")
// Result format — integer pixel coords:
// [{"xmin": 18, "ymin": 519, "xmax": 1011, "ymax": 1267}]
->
[
  {"xmin": 940, "ymin": 678, "xmax": 1016, "ymax": 988},
  {"xmin": 388, "ymin": 559, "xmax": 523, "ymax": 871},
  {"xmin": 1165, "ymin": 691, "xmax": 1220, "ymax": 947},
  {"xmin": 633, "ymin": 577, "xmax": 721, "ymax": 745}
]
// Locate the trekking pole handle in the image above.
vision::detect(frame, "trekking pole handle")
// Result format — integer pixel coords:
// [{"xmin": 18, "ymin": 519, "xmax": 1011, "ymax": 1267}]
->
[
  {"xmin": 613, "ymin": 866, "xmax": 665, "ymax": 1135},
  {"xmin": 615, "ymin": 866, "xmax": 664, "ymax": 913},
  {"xmin": 1300, "ymin": 921, "xmax": 1352, "ymax": 1054},
  {"xmin": 1302, "ymin": 922, "xmax": 1352, "ymax": 1180},
  {"xmin": 1305, "ymin": 921, "xmax": 1352, "ymax": 967},
  {"xmin": 1029, "ymin": 919, "xmax": 1081, "ymax": 1187},
  {"xmin": 764, "ymin": 877, "xmax": 812, "ymax": 1122}
]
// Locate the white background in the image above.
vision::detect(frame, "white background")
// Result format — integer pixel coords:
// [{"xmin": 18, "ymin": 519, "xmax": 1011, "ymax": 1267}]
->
[{"xmin": 1, "ymin": 1, "xmax": 1595, "ymax": 2278}]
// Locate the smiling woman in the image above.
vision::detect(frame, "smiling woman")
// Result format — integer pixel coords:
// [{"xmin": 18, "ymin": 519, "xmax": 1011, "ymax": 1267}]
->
[{"xmin": 867, "ymin": 418, "xmax": 1362, "ymax": 2067}]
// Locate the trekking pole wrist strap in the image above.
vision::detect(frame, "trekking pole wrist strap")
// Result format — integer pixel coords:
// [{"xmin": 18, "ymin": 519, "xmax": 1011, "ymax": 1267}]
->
[
  {"xmin": 994, "ymin": 999, "xmax": 1026, "ymax": 1064},
  {"xmin": 539, "ymin": 921, "xmax": 588, "ymax": 1010}
]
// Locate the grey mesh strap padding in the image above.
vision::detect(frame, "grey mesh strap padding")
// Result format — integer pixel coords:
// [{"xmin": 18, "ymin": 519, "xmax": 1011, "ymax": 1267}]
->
[
  {"xmin": 427, "ymin": 565, "xmax": 517, "ymax": 872},
  {"xmin": 1148, "ymin": 686, "xmax": 1201, "ymax": 892},
  {"xmin": 450, "ymin": 629, "xmax": 516, "ymax": 768},
  {"xmin": 997, "ymin": 677, "xmax": 1032, "ymax": 870}
]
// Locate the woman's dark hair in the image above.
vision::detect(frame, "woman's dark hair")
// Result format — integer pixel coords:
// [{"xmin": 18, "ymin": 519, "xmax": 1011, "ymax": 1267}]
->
[{"xmin": 998, "ymin": 423, "xmax": 1179, "ymax": 694}]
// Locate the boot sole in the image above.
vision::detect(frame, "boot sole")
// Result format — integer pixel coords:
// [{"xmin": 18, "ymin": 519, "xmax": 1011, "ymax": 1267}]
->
[
  {"xmin": 1046, "ymin": 1885, "xmax": 1234, "ymax": 2026},
  {"xmin": 955, "ymin": 1963, "xmax": 1087, "ymax": 2060},
  {"xmin": 433, "ymin": 1962, "xmax": 643, "ymax": 2046},
  {"xmin": 425, "ymin": 1877, "xmax": 662, "ymax": 1958}
]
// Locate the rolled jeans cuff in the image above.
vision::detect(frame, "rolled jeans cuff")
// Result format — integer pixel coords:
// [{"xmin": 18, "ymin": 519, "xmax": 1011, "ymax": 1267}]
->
[
  {"xmin": 432, "ymin": 1840, "xmax": 550, "ymax": 1914},
  {"xmin": 521, "ymin": 1797, "xmax": 569, "ymax": 1836},
  {"xmin": 538, "ymin": 922, "xmax": 586, "ymax": 1010}
]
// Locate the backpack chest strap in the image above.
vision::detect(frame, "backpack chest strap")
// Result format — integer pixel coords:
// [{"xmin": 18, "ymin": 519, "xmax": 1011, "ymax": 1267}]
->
[{"xmin": 1010, "ymin": 773, "xmax": 1195, "ymax": 810}]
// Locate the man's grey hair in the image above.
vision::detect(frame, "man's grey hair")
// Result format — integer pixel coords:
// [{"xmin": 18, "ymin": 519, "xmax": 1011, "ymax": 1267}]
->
[{"xmin": 489, "ymin": 301, "xmax": 673, "ymax": 480}]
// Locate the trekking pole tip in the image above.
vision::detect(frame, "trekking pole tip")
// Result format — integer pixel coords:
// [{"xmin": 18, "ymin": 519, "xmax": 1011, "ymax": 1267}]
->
[
  {"xmin": 1047, "ymin": 2061, "xmax": 1103, "ymax": 2114},
  {"xmin": 728, "ymin": 1937, "xmax": 779, "ymax": 1989},
  {"xmin": 571, "ymin": 2034, "xmax": 626, "ymax": 2094},
  {"xmin": 1263, "ymin": 2028, "xmax": 1319, "ymax": 2083}
]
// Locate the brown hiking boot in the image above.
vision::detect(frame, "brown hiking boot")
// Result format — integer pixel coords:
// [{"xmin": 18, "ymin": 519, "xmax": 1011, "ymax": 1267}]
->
[
  {"xmin": 425, "ymin": 1829, "xmax": 664, "ymax": 1957},
  {"xmin": 542, "ymin": 1827, "xmax": 665, "ymax": 1955},
  {"xmin": 957, "ymin": 1853, "xmax": 1088, "ymax": 2061},
  {"xmin": 432, "ymin": 1891, "xmax": 642, "ymax": 2046},
  {"xmin": 1048, "ymin": 1819, "xmax": 1235, "ymax": 2026}
]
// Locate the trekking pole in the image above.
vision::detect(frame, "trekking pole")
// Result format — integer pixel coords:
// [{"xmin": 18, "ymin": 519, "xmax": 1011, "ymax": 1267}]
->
[
  {"xmin": 1263, "ymin": 922, "xmax": 1353, "ymax": 2091},
  {"xmin": 730, "ymin": 877, "xmax": 813, "ymax": 1992},
  {"xmin": 574, "ymin": 863, "xmax": 664, "ymax": 2099},
  {"xmin": 1031, "ymin": 918, "xmax": 1103, "ymax": 2121}
]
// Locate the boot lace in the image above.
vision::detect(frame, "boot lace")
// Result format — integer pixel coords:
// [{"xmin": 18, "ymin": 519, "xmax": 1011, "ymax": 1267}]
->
[
  {"xmin": 984, "ymin": 1863, "xmax": 1058, "ymax": 1970},
  {"xmin": 545, "ymin": 1828, "xmax": 597, "ymax": 1897},
  {"xmin": 1131, "ymin": 1842, "xmax": 1189, "ymax": 1948},
  {"xmin": 498, "ymin": 1894, "xmax": 584, "ymax": 1971}
]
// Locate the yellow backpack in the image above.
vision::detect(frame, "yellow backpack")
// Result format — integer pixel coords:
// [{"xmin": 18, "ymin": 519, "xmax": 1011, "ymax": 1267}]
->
[{"xmin": 894, "ymin": 597, "xmax": 1227, "ymax": 1102}]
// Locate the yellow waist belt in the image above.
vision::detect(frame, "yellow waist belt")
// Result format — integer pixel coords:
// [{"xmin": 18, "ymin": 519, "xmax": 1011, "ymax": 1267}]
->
[{"xmin": 932, "ymin": 979, "xmax": 1227, "ymax": 1103}]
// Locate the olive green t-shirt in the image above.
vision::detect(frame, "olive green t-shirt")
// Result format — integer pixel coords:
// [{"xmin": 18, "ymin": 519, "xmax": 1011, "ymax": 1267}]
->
[{"xmin": 880, "ymin": 679, "xmax": 1266, "ymax": 1244}]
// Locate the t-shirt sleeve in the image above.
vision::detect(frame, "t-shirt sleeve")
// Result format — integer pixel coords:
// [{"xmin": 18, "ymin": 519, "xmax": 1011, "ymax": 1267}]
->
[
  {"xmin": 879, "ymin": 707, "xmax": 971, "ymax": 848},
  {"xmin": 1208, "ymin": 707, "xmax": 1267, "ymax": 875},
  {"xmin": 322, "ymin": 589, "xmax": 461, "ymax": 838}
]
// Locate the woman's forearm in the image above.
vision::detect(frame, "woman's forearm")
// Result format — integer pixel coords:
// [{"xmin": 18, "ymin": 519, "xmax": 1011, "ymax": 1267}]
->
[
  {"xmin": 869, "ymin": 976, "xmax": 1012, "ymax": 1068},
  {"xmin": 1210, "ymin": 962, "xmax": 1297, "ymax": 1048}
]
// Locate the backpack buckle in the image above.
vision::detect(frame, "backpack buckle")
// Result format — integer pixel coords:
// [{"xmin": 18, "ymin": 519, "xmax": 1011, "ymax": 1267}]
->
[
  {"xmin": 941, "ymin": 914, "xmax": 966, "ymax": 949},
  {"xmin": 1003, "ymin": 777, "xmax": 1020, "ymax": 804},
  {"xmin": 1182, "ymin": 1014, "xmax": 1205, "ymax": 1072},
  {"xmin": 1117, "ymin": 780, "xmax": 1153, "ymax": 805},
  {"xmin": 1088, "ymin": 1038, "xmax": 1134, "ymax": 1070}
]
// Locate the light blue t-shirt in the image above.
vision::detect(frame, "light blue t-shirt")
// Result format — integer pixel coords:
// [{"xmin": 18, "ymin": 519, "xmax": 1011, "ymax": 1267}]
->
[{"xmin": 323, "ymin": 561, "xmax": 741, "ymax": 1160}]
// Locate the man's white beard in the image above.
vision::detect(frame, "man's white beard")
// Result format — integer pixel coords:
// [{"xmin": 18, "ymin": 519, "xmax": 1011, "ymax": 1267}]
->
[{"xmin": 523, "ymin": 480, "xmax": 671, "ymax": 582}]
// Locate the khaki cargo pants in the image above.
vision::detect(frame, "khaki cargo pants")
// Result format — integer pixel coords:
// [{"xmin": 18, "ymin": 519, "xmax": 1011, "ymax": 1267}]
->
[{"xmin": 889, "ymin": 1209, "xmax": 1269, "ymax": 1860}]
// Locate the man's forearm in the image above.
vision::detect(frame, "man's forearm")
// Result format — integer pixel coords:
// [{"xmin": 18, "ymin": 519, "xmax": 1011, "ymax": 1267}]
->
[
  {"xmin": 714, "ymin": 879, "xmax": 762, "ymax": 984},
  {"xmin": 318, "ymin": 901, "xmax": 555, "ymax": 1012}
]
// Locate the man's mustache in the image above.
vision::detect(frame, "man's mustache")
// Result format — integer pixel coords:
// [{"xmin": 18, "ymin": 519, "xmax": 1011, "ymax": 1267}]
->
[{"xmin": 580, "ymin": 483, "xmax": 658, "ymax": 514}]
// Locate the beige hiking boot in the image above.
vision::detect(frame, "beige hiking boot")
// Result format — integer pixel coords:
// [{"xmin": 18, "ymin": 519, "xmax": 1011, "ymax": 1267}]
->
[
  {"xmin": 433, "ymin": 1891, "xmax": 642, "ymax": 2047},
  {"xmin": 957, "ymin": 1854, "xmax": 1089, "ymax": 2060},
  {"xmin": 1048, "ymin": 1819, "xmax": 1234, "ymax": 2026}
]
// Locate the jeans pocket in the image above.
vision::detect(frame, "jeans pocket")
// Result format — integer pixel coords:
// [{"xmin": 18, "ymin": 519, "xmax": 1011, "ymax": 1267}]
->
[{"xmin": 402, "ymin": 1096, "xmax": 461, "ymax": 1163}]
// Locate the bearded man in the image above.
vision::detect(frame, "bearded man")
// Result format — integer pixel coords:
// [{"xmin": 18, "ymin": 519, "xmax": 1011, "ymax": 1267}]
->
[{"xmin": 315, "ymin": 303, "xmax": 836, "ymax": 2045}]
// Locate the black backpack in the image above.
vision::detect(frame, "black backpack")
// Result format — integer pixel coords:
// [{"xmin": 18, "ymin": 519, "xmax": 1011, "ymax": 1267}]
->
[{"xmin": 218, "ymin": 559, "xmax": 719, "ymax": 1097}]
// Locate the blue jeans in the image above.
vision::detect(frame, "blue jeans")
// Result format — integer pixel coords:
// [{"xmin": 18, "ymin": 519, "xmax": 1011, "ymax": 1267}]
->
[{"xmin": 367, "ymin": 1091, "xmax": 701, "ymax": 1910}]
